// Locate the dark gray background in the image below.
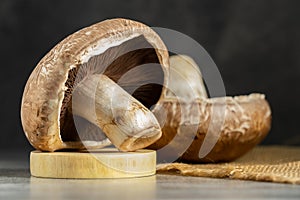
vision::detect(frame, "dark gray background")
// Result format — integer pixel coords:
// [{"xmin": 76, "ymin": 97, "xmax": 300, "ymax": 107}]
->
[{"xmin": 0, "ymin": 0, "xmax": 299, "ymax": 152}]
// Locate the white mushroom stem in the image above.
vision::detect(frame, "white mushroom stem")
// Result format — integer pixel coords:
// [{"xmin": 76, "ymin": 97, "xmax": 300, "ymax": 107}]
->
[
  {"xmin": 72, "ymin": 74, "xmax": 162, "ymax": 151},
  {"xmin": 166, "ymin": 55, "xmax": 208, "ymax": 101}
]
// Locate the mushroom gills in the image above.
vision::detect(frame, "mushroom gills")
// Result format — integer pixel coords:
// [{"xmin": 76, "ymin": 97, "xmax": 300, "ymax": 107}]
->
[{"xmin": 59, "ymin": 35, "xmax": 165, "ymax": 151}]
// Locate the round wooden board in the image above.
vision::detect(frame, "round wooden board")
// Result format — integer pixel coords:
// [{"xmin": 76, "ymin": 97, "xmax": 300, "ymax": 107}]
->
[{"xmin": 30, "ymin": 148, "xmax": 156, "ymax": 179}]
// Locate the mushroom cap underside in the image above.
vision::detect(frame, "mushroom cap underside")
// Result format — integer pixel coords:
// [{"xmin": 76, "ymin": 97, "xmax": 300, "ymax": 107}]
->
[{"xmin": 21, "ymin": 18, "xmax": 169, "ymax": 151}]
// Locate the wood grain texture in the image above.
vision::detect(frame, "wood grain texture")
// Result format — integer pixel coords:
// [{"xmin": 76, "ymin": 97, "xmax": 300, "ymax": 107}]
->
[{"xmin": 30, "ymin": 148, "xmax": 156, "ymax": 179}]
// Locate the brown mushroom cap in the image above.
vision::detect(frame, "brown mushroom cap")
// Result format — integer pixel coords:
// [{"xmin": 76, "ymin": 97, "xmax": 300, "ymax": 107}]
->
[
  {"xmin": 150, "ymin": 94, "xmax": 271, "ymax": 163},
  {"xmin": 21, "ymin": 18, "xmax": 169, "ymax": 151},
  {"xmin": 148, "ymin": 55, "xmax": 271, "ymax": 163}
]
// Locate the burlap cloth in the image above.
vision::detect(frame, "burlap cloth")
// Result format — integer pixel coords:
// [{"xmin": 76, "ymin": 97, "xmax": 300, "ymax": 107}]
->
[{"xmin": 157, "ymin": 146, "xmax": 300, "ymax": 184}]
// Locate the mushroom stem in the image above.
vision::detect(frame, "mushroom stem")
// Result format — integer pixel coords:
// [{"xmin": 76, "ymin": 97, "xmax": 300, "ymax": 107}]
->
[
  {"xmin": 72, "ymin": 74, "xmax": 162, "ymax": 151},
  {"xmin": 166, "ymin": 55, "xmax": 208, "ymax": 101}
]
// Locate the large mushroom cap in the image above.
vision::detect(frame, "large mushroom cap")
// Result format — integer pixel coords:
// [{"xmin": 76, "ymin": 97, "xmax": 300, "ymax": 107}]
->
[{"xmin": 21, "ymin": 18, "xmax": 169, "ymax": 151}]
